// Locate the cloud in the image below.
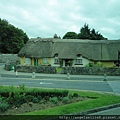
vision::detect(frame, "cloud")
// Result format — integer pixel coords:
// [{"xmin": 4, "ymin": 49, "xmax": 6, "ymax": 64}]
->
[{"xmin": 0, "ymin": 0, "xmax": 120, "ymax": 39}]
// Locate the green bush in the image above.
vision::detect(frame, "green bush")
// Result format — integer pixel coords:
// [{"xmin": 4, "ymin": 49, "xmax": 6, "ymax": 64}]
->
[
  {"xmin": 50, "ymin": 97, "xmax": 58, "ymax": 104},
  {"xmin": 0, "ymin": 102, "xmax": 9, "ymax": 112},
  {"xmin": 0, "ymin": 97, "xmax": 3, "ymax": 102},
  {"xmin": 73, "ymin": 93, "xmax": 79, "ymax": 97},
  {"xmin": 39, "ymin": 99, "xmax": 46, "ymax": 104},
  {"xmin": 6, "ymin": 97, "xmax": 14, "ymax": 105},
  {"xmin": 32, "ymin": 97, "xmax": 39, "ymax": 103},
  {"xmin": 37, "ymin": 96, "xmax": 42, "ymax": 101},
  {"xmin": 14, "ymin": 94, "xmax": 26, "ymax": 107},
  {"xmin": 25, "ymin": 95, "xmax": 34, "ymax": 102},
  {"xmin": 19, "ymin": 84, "xmax": 25, "ymax": 90},
  {"xmin": 69, "ymin": 94, "xmax": 73, "ymax": 99},
  {"xmin": 62, "ymin": 97, "xmax": 69, "ymax": 103}
]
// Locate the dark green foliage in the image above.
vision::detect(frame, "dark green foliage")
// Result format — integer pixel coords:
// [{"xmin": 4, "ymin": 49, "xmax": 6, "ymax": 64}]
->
[
  {"xmin": 44, "ymin": 96, "xmax": 50, "ymax": 101},
  {"xmin": 32, "ymin": 97, "xmax": 39, "ymax": 103},
  {"xmin": 78, "ymin": 24, "xmax": 107, "ymax": 40},
  {"xmin": 25, "ymin": 95, "xmax": 34, "ymax": 102},
  {"xmin": 19, "ymin": 84, "xmax": 25, "ymax": 90},
  {"xmin": 50, "ymin": 97, "xmax": 58, "ymax": 104},
  {"xmin": 63, "ymin": 32, "xmax": 78, "ymax": 39},
  {"xmin": 62, "ymin": 23, "xmax": 107, "ymax": 40},
  {"xmin": 0, "ymin": 85, "xmax": 69, "ymax": 110},
  {"xmin": 14, "ymin": 94, "xmax": 26, "ymax": 107},
  {"xmin": 39, "ymin": 99, "xmax": 46, "ymax": 104},
  {"xmin": 0, "ymin": 18, "xmax": 29, "ymax": 53},
  {"xmin": 73, "ymin": 93, "xmax": 79, "ymax": 97},
  {"xmin": 0, "ymin": 102, "xmax": 9, "ymax": 112},
  {"xmin": 62, "ymin": 97, "xmax": 69, "ymax": 103}
]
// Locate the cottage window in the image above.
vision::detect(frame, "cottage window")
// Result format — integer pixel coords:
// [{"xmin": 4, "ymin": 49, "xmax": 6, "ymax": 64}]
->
[
  {"xmin": 54, "ymin": 58, "xmax": 59, "ymax": 64},
  {"xmin": 75, "ymin": 59, "xmax": 82, "ymax": 65},
  {"xmin": 54, "ymin": 53, "xmax": 59, "ymax": 64},
  {"xmin": 43, "ymin": 58, "xmax": 48, "ymax": 64}
]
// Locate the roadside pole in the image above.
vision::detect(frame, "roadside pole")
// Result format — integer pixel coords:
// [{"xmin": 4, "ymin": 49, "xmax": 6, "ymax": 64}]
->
[
  {"xmin": 67, "ymin": 73, "xmax": 70, "ymax": 80},
  {"xmin": 32, "ymin": 72, "xmax": 35, "ymax": 79},
  {"xmin": 16, "ymin": 70, "xmax": 18, "ymax": 77}
]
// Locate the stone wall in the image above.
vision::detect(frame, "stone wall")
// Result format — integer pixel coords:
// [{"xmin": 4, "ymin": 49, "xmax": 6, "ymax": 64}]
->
[
  {"xmin": 63, "ymin": 67, "xmax": 120, "ymax": 76},
  {"xmin": 0, "ymin": 54, "xmax": 19, "ymax": 63},
  {"xmin": 15, "ymin": 65, "xmax": 120, "ymax": 76},
  {"xmin": 16, "ymin": 65, "xmax": 56, "ymax": 74}
]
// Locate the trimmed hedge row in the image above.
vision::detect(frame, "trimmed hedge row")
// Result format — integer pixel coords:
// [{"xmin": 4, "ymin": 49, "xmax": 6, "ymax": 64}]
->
[{"xmin": 0, "ymin": 85, "xmax": 69, "ymax": 98}]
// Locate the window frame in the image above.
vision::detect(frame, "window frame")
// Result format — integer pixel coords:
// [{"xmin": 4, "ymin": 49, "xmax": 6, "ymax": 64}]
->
[{"xmin": 54, "ymin": 54, "xmax": 59, "ymax": 64}]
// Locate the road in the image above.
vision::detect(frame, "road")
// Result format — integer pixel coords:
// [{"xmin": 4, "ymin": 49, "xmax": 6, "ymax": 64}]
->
[
  {"xmin": 0, "ymin": 73, "xmax": 120, "ymax": 95},
  {"xmin": 90, "ymin": 107, "xmax": 120, "ymax": 115}
]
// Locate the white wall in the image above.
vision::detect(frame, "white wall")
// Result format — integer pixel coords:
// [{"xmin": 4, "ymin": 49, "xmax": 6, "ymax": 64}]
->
[
  {"xmin": 50, "ymin": 58, "xmax": 60, "ymax": 67},
  {"xmin": 49, "ymin": 57, "xmax": 90, "ymax": 67},
  {"xmin": 73, "ymin": 56, "xmax": 90, "ymax": 67}
]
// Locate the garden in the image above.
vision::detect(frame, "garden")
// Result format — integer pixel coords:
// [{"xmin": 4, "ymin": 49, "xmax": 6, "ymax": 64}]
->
[{"xmin": 0, "ymin": 85, "xmax": 120, "ymax": 119}]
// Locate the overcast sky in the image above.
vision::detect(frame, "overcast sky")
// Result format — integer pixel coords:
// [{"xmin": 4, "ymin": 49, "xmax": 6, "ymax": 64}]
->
[{"xmin": 0, "ymin": 0, "xmax": 120, "ymax": 39}]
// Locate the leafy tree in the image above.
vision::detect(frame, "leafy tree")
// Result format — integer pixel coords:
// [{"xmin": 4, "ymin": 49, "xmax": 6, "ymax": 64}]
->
[
  {"xmin": 62, "ymin": 23, "xmax": 107, "ymax": 40},
  {"xmin": 77, "ymin": 23, "xmax": 91, "ymax": 39},
  {"xmin": 63, "ymin": 32, "xmax": 77, "ymax": 39},
  {"xmin": 0, "ymin": 18, "xmax": 29, "ymax": 53},
  {"xmin": 78, "ymin": 23, "xmax": 107, "ymax": 40}
]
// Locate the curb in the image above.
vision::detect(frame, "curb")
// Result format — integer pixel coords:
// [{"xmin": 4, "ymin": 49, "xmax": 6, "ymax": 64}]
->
[{"xmin": 71, "ymin": 103, "xmax": 120, "ymax": 115}]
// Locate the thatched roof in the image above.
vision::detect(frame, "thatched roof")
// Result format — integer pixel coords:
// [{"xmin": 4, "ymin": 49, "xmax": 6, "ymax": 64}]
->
[{"xmin": 18, "ymin": 38, "xmax": 120, "ymax": 61}]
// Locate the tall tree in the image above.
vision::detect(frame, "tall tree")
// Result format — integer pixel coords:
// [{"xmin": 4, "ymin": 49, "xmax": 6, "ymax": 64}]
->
[
  {"xmin": 78, "ymin": 23, "xmax": 91, "ymax": 39},
  {"xmin": 63, "ymin": 32, "xmax": 78, "ymax": 39},
  {"xmin": 0, "ymin": 18, "xmax": 29, "ymax": 53},
  {"xmin": 78, "ymin": 23, "xmax": 107, "ymax": 40}
]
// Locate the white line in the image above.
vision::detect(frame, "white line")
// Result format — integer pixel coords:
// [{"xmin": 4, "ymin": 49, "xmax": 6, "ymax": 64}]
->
[
  {"xmin": 39, "ymin": 82, "xmax": 53, "ymax": 84},
  {"xmin": 19, "ymin": 82, "xmax": 36, "ymax": 84}
]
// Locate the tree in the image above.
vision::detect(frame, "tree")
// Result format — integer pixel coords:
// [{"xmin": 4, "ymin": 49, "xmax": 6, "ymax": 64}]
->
[
  {"xmin": 0, "ymin": 18, "xmax": 29, "ymax": 53},
  {"xmin": 63, "ymin": 32, "xmax": 78, "ymax": 39},
  {"xmin": 78, "ymin": 23, "xmax": 107, "ymax": 40},
  {"xmin": 53, "ymin": 34, "xmax": 58, "ymax": 38},
  {"xmin": 77, "ymin": 23, "xmax": 91, "ymax": 39}
]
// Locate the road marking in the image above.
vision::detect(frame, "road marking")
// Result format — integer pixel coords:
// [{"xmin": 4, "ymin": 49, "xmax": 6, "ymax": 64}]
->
[
  {"xmin": 19, "ymin": 82, "xmax": 36, "ymax": 84},
  {"xmin": 39, "ymin": 82, "xmax": 53, "ymax": 84}
]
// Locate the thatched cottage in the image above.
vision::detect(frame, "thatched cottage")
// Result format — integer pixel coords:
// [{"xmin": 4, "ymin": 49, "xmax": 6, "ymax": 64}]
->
[{"xmin": 18, "ymin": 38, "xmax": 120, "ymax": 67}]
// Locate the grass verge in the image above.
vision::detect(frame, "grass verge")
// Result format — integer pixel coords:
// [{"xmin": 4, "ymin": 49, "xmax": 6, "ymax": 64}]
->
[{"xmin": 23, "ymin": 90, "xmax": 120, "ymax": 115}]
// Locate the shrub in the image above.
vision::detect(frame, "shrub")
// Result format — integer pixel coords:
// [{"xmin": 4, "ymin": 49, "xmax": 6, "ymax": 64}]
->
[
  {"xmin": 0, "ymin": 97, "xmax": 3, "ymax": 102},
  {"xmin": 69, "ymin": 94, "xmax": 73, "ymax": 99},
  {"xmin": 39, "ymin": 99, "xmax": 46, "ymax": 104},
  {"xmin": 62, "ymin": 97, "xmax": 69, "ymax": 103},
  {"xmin": 6, "ymin": 97, "xmax": 14, "ymax": 105},
  {"xmin": 73, "ymin": 93, "xmax": 79, "ymax": 97},
  {"xmin": 37, "ymin": 96, "xmax": 42, "ymax": 101},
  {"xmin": 14, "ymin": 94, "xmax": 26, "ymax": 107},
  {"xmin": 25, "ymin": 95, "xmax": 34, "ymax": 102},
  {"xmin": 32, "ymin": 97, "xmax": 39, "ymax": 103},
  {"xmin": 19, "ymin": 84, "xmax": 25, "ymax": 90},
  {"xmin": 44, "ymin": 96, "xmax": 50, "ymax": 101},
  {"xmin": 0, "ymin": 103, "xmax": 9, "ymax": 112},
  {"xmin": 50, "ymin": 97, "xmax": 58, "ymax": 104}
]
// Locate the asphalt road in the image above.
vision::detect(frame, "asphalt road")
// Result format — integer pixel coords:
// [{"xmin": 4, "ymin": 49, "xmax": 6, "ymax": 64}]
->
[
  {"xmin": 90, "ymin": 107, "xmax": 120, "ymax": 115},
  {"xmin": 0, "ymin": 75, "xmax": 117, "ymax": 94}
]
